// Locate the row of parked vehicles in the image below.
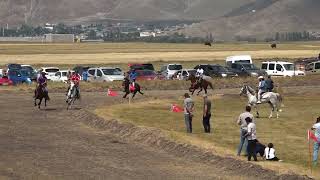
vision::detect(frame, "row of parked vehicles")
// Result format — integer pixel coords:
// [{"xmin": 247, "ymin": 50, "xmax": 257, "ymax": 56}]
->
[{"xmin": 0, "ymin": 55, "xmax": 314, "ymax": 86}]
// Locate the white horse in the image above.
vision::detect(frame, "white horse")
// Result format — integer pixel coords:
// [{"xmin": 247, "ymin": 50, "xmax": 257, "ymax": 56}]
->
[{"xmin": 240, "ymin": 85, "xmax": 283, "ymax": 118}]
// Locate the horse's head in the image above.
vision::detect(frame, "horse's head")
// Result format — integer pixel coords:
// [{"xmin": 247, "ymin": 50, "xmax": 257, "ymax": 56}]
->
[
  {"xmin": 187, "ymin": 74, "xmax": 196, "ymax": 82},
  {"xmin": 240, "ymin": 85, "xmax": 247, "ymax": 96}
]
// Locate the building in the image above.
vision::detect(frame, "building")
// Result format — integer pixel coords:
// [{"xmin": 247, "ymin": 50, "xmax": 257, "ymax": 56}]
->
[{"xmin": 45, "ymin": 34, "xmax": 74, "ymax": 43}]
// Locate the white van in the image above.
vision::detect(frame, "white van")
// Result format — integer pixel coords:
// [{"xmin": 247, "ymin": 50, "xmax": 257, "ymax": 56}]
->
[
  {"xmin": 305, "ymin": 61, "xmax": 320, "ymax": 74},
  {"xmin": 88, "ymin": 67, "xmax": 124, "ymax": 82},
  {"xmin": 38, "ymin": 67, "xmax": 60, "ymax": 80},
  {"xmin": 160, "ymin": 64, "xmax": 183, "ymax": 79},
  {"xmin": 226, "ymin": 55, "xmax": 252, "ymax": 67},
  {"xmin": 261, "ymin": 61, "xmax": 305, "ymax": 77}
]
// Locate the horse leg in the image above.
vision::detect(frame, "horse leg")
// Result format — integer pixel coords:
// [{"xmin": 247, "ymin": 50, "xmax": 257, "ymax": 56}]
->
[
  {"xmin": 197, "ymin": 88, "xmax": 203, "ymax": 96},
  {"xmin": 38, "ymin": 98, "xmax": 42, "ymax": 109},
  {"xmin": 204, "ymin": 87, "xmax": 207, "ymax": 94},
  {"xmin": 45, "ymin": 98, "xmax": 47, "ymax": 107},
  {"xmin": 34, "ymin": 98, "xmax": 37, "ymax": 106},
  {"xmin": 268, "ymin": 102, "xmax": 274, "ymax": 119},
  {"xmin": 255, "ymin": 105, "xmax": 260, "ymax": 118},
  {"xmin": 138, "ymin": 90, "xmax": 144, "ymax": 95},
  {"xmin": 132, "ymin": 91, "xmax": 137, "ymax": 99},
  {"xmin": 123, "ymin": 92, "xmax": 128, "ymax": 98}
]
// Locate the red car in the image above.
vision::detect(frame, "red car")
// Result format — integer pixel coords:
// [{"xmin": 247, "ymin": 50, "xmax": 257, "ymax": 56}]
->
[
  {"xmin": 0, "ymin": 76, "xmax": 13, "ymax": 86},
  {"xmin": 136, "ymin": 70, "xmax": 165, "ymax": 81}
]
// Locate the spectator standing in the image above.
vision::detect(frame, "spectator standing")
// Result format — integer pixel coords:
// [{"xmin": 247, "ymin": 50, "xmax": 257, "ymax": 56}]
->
[
  {"xmin": 82, "ymin": 71, "xmax": 88, "ymax": 82},
  {"xmin": 202, "ymin": 94, "xmax": 212, "ymax": 133},
  {"xmin": 237, "ymin": 106, "xmax": 254, "ymax": 156},
  {"xmin": 183, "ymin": 93, "xmax": 194, "ymax": 133},
  {"xmin": 245, "ymin": 117, "xmax": 257, "ymax": 161},
  {"xmin": 265, "ymin": 75, "xmax": 274, "ymax": 92},
  {"xmin": 311, "ymin": 117, "xmax": 320, "ymax": 166}
]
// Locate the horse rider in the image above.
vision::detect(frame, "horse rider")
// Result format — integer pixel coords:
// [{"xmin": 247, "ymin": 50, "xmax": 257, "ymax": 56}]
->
[
  {"xmin": 71, "ymin": 71, "xmax": 81, "ymax": 98},
  {"xmin": 257, "ymin": 76, "xmax": 267, "ymax": 104},
  {"xmin": 129, "ymin": 69, "xmax": 137, "ymax": 87},
  {"xmin": 265, "ymin": 75, "xmax": 274, "ymax": 92},
  {"xmin": 37, "ymin": 72, "xmax": 49, "ymax": 99},
  {"xmin": 67, "ymin": 72, "xmax": 81, "ymax": 100},
  {"xmin": 196, "ymin": 67, "xmax": 204, "ymax": 83}
]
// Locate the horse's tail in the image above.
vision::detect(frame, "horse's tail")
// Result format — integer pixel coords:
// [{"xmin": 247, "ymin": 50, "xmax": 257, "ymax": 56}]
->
[
  {"xmin": 276, "ymin": 93, "xmax": 284, "ymax": 107},
  {"xmin": 208, "ymin": 81, "xmax": 214, "ymax": 90}
]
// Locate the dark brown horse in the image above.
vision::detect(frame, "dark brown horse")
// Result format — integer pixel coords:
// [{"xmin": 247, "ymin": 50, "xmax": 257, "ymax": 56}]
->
[
  {"xmin": 271, "ymin": 43, "xmax": 277, "ymax": 48},
  {"xmin": 34, "ymin": 84, "xmax": 50, "ymax": 109},
  {"xmin": 122, "ymin": 78, "xmax": 144, "ymax": 99},
  {"xmin": 187, "ymin": 74, "xmax": 214, "ymax": 95}
]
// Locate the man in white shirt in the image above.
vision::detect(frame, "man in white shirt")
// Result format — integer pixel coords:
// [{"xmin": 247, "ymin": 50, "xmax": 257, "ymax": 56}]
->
[
  {"xmin": 245, "ymin": 117, "xmax": 257, "ymax": 161},
  {"xmin": 236, "ymin": 106, "xmax": 254, "ymax": 156},
  {"xmin": 312, "ymin": 117, "xmax": 320, "ymax": 166}
]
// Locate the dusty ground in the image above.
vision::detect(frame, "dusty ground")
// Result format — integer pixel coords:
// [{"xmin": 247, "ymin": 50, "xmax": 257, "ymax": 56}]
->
[{"xmin": 0, "ymin": 92, "xmax": 269, "ymax": 180}]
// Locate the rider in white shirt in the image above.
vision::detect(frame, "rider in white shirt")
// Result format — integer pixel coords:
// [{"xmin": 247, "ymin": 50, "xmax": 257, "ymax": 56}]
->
[{"xmin": 196, "ymin": 68, "xmax": 204, "ymax": 83}]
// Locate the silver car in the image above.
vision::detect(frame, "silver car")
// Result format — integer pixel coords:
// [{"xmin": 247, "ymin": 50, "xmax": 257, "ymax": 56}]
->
[{"xmin": 88, "ymin": 67, "xmax": 124, "ymax": 82}]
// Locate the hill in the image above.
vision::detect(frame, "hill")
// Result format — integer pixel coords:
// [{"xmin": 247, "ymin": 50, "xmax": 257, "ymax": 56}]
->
[
  {"xmin": 0, "ymin": 0, "xmax": 251, "ymax": 26},
  {"xmin": 183, "ymin": 0, "xmax": 320, "ymax": 40}
]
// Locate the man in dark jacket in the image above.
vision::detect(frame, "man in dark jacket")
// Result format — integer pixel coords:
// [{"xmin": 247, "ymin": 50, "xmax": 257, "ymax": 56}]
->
[{"xmin": 265, "ymin": 75, "xmax": 274, "ymax": 92}]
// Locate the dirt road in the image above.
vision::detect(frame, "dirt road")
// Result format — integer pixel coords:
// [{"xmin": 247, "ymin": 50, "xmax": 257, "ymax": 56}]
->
[{"xmin": 0, "ymin": 92, "xmax": 258, "ymax": 180}]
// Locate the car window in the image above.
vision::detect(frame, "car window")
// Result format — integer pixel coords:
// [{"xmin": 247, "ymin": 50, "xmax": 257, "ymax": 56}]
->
[
  {"xmin": 168, "ymin": 65, "xmax": 182, "ymax": 70},
  {"xmin": 283, "ymin": 64, "xmax": 294, "ymax": 71},
  {"xmin": 55, "ymin": 72, "xmax": 61, "ymax": 76},
  {"xmin": 276, "ymin": 64, "xmax": 282, "ymax": 71},
  {"xmin": 231, "ymin": 64, "xmax": 237, "ymax": 69},
  {"xmin": 269, "ymin": 64, "xmax": 275, "ymax": 70},
  {"xmin": 161, "ymin": 66, "xmax": 167, "ymax": 72},
  {"xmin": 62, "ymin": 72, "xmax": 67, "ymax": 76},
  {"xmin": 97, "ymin": 70, "xmax": 102, "ymax": 77},
  {"xmin": 88, "ymin": 69, "xmax": 95, "ymax": 76},
  {"xmin": 46, "ymin": 68, "xmax": 59, "ymax": 73},
  {"xmin": 102, "ymin": 69, "xmax": 122, "ymax": 75},
  {"xmin": 315, "ymin": 63, "xmax": 320, "ymax": 69},
  {"xmin": 261, "ymin": 63, "xmax": 267, "ymax": 70}
]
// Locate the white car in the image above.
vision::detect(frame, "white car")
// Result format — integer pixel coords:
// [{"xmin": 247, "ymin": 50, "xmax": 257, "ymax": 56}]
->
[
  {"xmin": 226, "ymin": 55, "xmax": 253, "ymax": 67},
  {"xmin": 88, "ymin": 67, "xmax": 124, "ymax": 82},
  {"xmin": 51, "ymin": 70, "xmax": 74, "ymax": 83},
  {"xmin": 38, "ymin": 67, "xmax": 60, "ymax": 80},
  {"xmin": 261, "ymin": 61, "xmax": 305, "ymax": 77},
  {"xmin": 160, "ymin": 64, "xmax": 183, "ymax": 79}
]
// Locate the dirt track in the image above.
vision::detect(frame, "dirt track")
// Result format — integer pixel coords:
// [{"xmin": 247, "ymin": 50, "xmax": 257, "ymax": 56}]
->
[
  {"xmin": 0, "ymin": 91, "xmax": 313, "ymax": 180},
  {"xmin": 0, "ymin": 92, "xmax": 257, "ymax": 180}
]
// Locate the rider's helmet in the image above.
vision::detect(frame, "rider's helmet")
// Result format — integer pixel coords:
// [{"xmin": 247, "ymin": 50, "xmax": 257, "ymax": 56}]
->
[
  {"xmin": 41, "ymin": 72, "xmax": 46, "ymax": 77},
  {"xmin": 258, "ymin": 76, "xmax": 264, "ymax": 80}
]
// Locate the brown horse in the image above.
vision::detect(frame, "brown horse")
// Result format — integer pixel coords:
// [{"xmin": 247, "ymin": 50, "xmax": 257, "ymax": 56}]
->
[
  {"xmin": 34, "ymin": 84, "xmax": 50, "ymax": 109},
  {"xmin": 187, "ymin": 74, "xmax": 214, "ymax": 95},
  {"xmin": 122, "ymin": 77, "xmax": 144, "ymax": 99}
]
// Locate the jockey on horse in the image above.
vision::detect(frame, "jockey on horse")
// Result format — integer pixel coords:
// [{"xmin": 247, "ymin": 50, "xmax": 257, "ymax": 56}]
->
[
  {"xmin": 129, "ymin": 69, "xmax": 137, "ymax": 90},
  {"xmin": 66, "ymin": 71, "xmax": 81, "ymax": 102},
  {"xmin": 196, "ymin": 67, "xmax": 204, "ymax": 84},
  {"xmin": 36, "ymin": 72, "xmax": 49, "ymax": 100}
]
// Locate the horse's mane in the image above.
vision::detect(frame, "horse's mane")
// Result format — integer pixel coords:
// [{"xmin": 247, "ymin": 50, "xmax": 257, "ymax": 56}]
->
[{"xmin": 246, "ymin": 85, "xmax": 256, "ymax": 95}]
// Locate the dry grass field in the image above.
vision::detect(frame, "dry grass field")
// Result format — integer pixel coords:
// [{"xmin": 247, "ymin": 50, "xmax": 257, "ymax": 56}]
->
[
  {"xmin": 96, "ymin": 88, "xmax": 320, "ymax": 178},
  {"xmin": 0, "ymin": 42, "xmax": 320, "ymax": 67}
]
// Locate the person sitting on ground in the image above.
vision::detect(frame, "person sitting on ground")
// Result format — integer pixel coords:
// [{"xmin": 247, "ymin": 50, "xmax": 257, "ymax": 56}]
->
[
  {"xmin": 255, "ymin": 141, "xmax": 266, "ymax": 158},
  {"xmin": 257, "ymin": 76, "xmax": 266, "ymax": 104},
  {"xmin": 264, "ymin": 143, "xmax": 282, "ymax": 161}
]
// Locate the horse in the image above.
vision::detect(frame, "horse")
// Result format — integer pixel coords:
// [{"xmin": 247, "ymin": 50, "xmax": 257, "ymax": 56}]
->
[
  {"xmin": 240, "ymin": 84, "xmax": 283, "ymax": 119},
  {"xmin": 122, "ymin": 78, "xmax": 144, "ymax": 99},
  {"xmin": 66, "ymin": 82, "xmax": 80, "ymax": 110},
  {"xmin": 187, "ymin": 74, "xmax": 214, "ymax": 95},
  {"xmin": 271, "ymin": 43, "xmax": 277, "ymax": 48},
  {"xmin": 34, "ymin": 84, "xmax": 49, "ymax": 109}
]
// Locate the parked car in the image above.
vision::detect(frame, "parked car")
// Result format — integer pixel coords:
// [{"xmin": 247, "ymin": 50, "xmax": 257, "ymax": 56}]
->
[
  {"xmin": 160, "ymin": 64, "xmax": 183, "ymax": 79},
  {"xmin": 135, "ymin": 70, "xmax": 165, "ymax": 81},
  {"xmin": 21, "ymin": 65, "xmax": 37, "ymax": 81},
  {"xmin": 8, "ymin": 69, "xmax": 32, "ymax": 84},
  {"xmin": 305, "ymin": 61, "xmax": 320, "ymax": 74},
  {"xmin": 38, "ymin": 67, "xmax": 60, "ymax": 80},
  {"xmin": 88, "ymin": 67, "xmax": 124, "ymax": 82},
  {"xmin": 294, "ymin": 58, "xmax": 318, "ymax": 71},
  {"xmin": 0, "ymin": 76, "xmax": 13, "ymax": 86},
  {"xmin": 128, "ymin": 63, "xmax": 155, "ymax": 71},
  {"xmin": 51, "ymin": 70, "xmax": 74, "ymax": 83},
  {"xmin": 226, "ymin": 55, "xmax": 252, "ymax": 67},
  {"xmin": 230, "ymin": 63, "xmax": 266, "ymax": 77},
  {"xmin": 172, "ymin": 69, "xmax": 196, "ymax": 80},
  {"xmin": 7, "ymin": 63, "xmax": 22, "ymax": 70},
  {"xmin": 194, "ymin": 64, "xmax": 238, "ymax": 78},
  {"xmin": 261, "ymin": 61, "xmax": 305, "ymax": 77}
]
